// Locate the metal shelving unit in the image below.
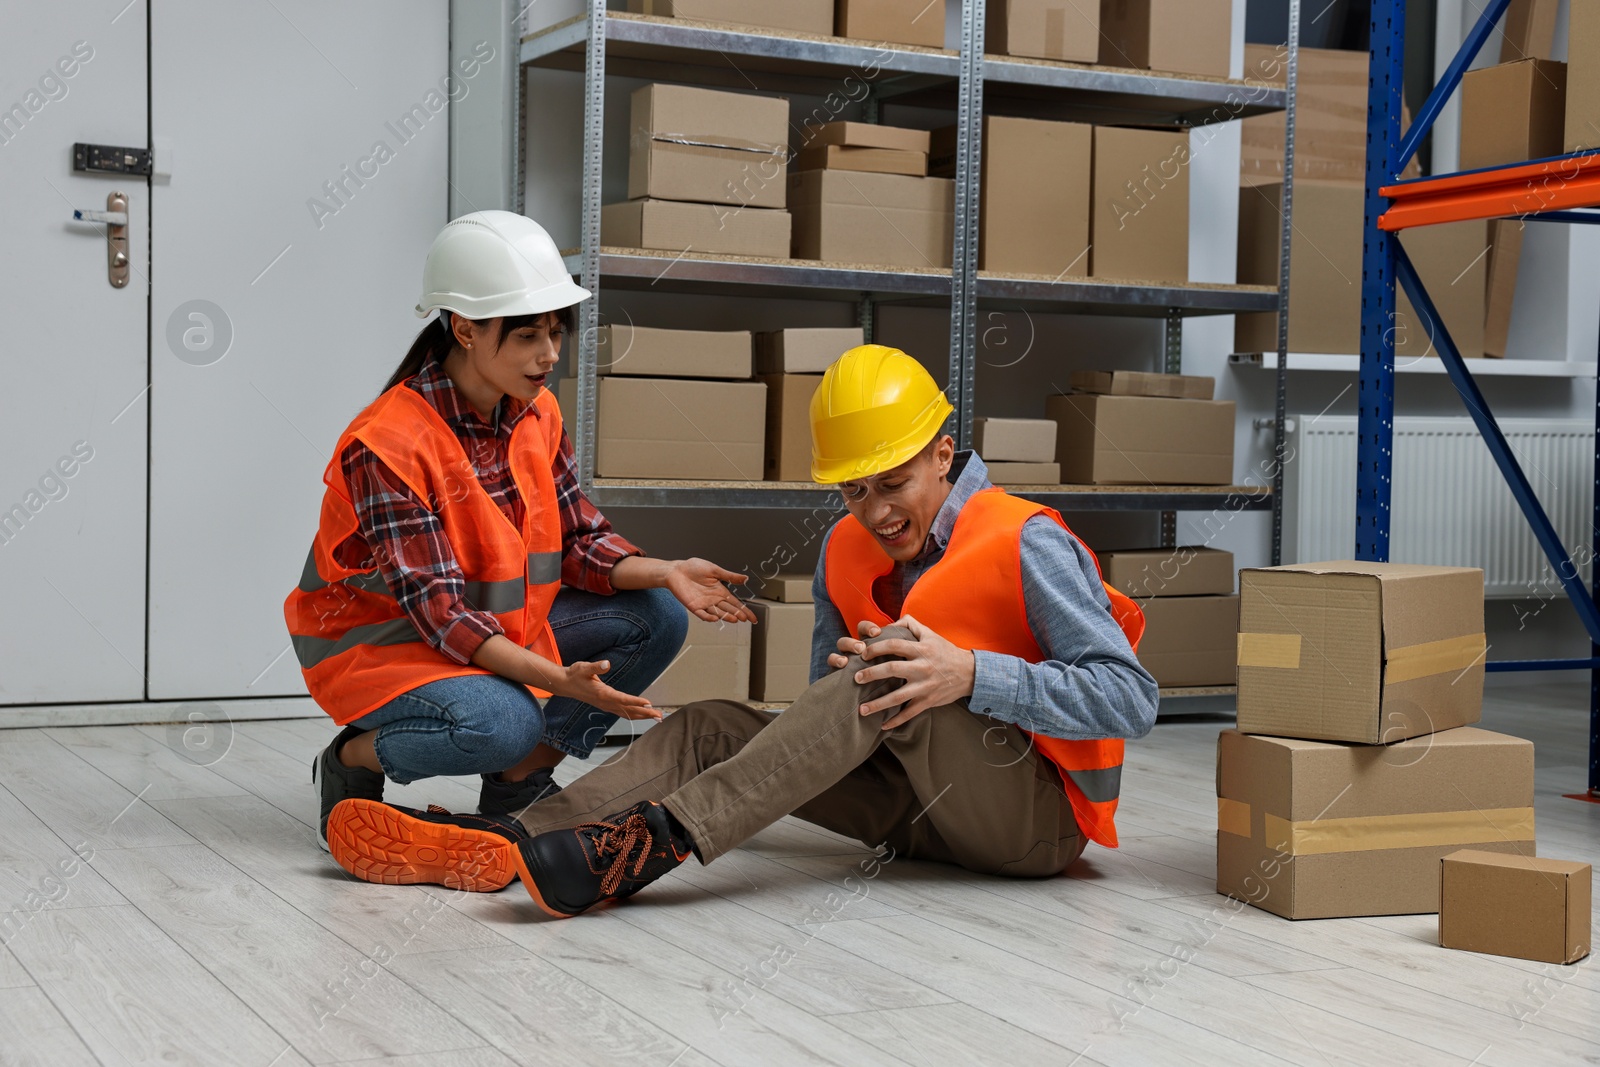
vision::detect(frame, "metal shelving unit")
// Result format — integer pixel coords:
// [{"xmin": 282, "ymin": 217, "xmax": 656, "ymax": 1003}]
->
[
  {"xmin": 516, "ymin": 3, "xmax": 1299, "ymax": 525},
  {"xmin": 1361, "ymin": 0, "xmax": 1600, "ymax": 797}
]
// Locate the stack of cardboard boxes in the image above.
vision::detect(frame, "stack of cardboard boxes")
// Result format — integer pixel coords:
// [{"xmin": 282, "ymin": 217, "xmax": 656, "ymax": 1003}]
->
[
  {"xmin": 602, "ymin": 84, "xmax": 793, "ymax": 259},
  {"xmin": 748, "ymin": 574, "xmax": 817, "ymax": 702},
  {"xmin": 1099, "ymin": 546, "xmax": 1237, "ymax": 687},
  {"xmin": 973, "ymin": 417, "xmax": 1059, "ymax": 484},
  {"xmin": 934, "ymin": 117, "xmax": 1190, "ymax": 283},
  {"xmin": 1047, "ymin": 371, "xmax": 1233, "ymax": 485},
  {"xmin": 790, "ymin": 122, "xmax": 953, "ymax": 269},
  {"xmin": 985, "ymin": 0, "xmax": 1230, "ymax": 75},
  {"xmin": 643, "ymin": 615, "xmax": 753, "ymax": 706},
  {"xmin": 1217, "ymin": 561, "xmax": 1539, "ymax": 921},
  {"xmin": 757, "ymin": 327, "xmax": 863, "ymax": 481}
]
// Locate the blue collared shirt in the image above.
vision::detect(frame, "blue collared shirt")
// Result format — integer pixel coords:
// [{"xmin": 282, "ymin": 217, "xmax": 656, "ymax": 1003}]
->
[{"xmin": 809, "ymin": 452, "xmax": 1159, "ymax": 740}]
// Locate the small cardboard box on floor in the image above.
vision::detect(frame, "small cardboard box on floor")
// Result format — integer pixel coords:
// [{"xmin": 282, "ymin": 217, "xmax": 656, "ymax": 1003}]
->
[
  {"xmin": 749, "ymin": 598, "xmax": 816, "ymax": 702},
  {"xmin": 1216, "ymin": 727, "xmax": 1535, "ymax": 919},
  {"xmin": 628, "ymin": 84, "xmax": 791, "ymax": 208},
  {"xmin": 596, "ymin": 325, "xmax": 751, "ymax": 378},
  {"xmin": 558, "ymin": 377, "xmax": 766, "ymax": 480},
  {"xmin": 1133, "ymin": 594, "xmax": 1239, "ymax": 687},
  {"xmin": 789, "ymin": 170, "xmax": 954, "ymax": 268},
  {"xmin": 1091, "ymin": 126, "xmax": 1189, "ymax": 284},
  {"xmin": 626, "ymin": 0, "xmax": 834, "ymax": 36},
  {"xmin": 1048, "ymin": 394, "xmax": 1233, "ymax": 485},
  {"xmin": 1235, "ymin": 561, "xmax": 1486, "ymax": 744},
  {"xmin": 1440, "ymin": 850, "xmax": 1591, "ymax": 964},
  {"xmin": 756, "ymin": 327, "xmax": 863, "ymax": 374},
  {"xmin": 837, "ymin": 0, "xmax": 945, "ymax": 48},
  {"xmin": 1098, "ymin": 546, "xmax": 1233, "ymax": 599},
  {"xmin": 1097, "ymin": 0, "xmax": 1232, "ymax": 79},
  {"xmin": 987, "ymin": 0, "xmax": 1099, "ymax": 62},
  {"xmin": 643, "ymin": 617, "xmax": 751, "ymax": 706}
]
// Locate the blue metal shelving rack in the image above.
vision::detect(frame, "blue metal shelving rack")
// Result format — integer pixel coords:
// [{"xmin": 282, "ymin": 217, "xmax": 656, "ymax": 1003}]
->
[{"xmin": 1361, "ymin": 0, "xmax": 1600, "ymax": 797}]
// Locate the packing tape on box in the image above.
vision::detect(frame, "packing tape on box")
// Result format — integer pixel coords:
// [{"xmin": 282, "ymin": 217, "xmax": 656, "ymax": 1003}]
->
[
  {"xmin": 1217, "ymin": 797, "xmax": 1252, "ymax": 838},
  {"xmin": 1258, "ymin": 806, "xmax": 1535, "ymax": 856},
  {"xmin": 637, "ymin": 130, "xmax": 789, "ymax": 158},
  {"xmin": 1384, "ymin": 632, "xmax": 1488, "ymax": 684},
  {"xmin": 1236, "ymin": 632, "xmax": 1302, "ymax": 668}
]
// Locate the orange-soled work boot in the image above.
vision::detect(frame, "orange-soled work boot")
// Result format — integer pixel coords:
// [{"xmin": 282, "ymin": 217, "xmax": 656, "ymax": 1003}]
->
[{"xmin": 326, "ymin": 799, "xmax": 528, "ymax": 892}]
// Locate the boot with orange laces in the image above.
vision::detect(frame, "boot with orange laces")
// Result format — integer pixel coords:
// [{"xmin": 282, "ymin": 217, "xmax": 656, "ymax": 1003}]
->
[{"xmin": 326, "ymin": 796, "xmax": 694, "ymax": 917}]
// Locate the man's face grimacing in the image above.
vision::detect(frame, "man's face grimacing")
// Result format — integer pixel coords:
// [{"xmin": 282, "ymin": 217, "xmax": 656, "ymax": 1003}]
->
[{"xmin": 838, "ymin": 434, "xmax": 956, "ymax": 563}]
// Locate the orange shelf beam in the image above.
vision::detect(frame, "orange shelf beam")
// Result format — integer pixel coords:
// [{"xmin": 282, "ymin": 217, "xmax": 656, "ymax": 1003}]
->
[{"xmin": 1378, "ymin": 150, "xmax": 1600, "ymax": 231}]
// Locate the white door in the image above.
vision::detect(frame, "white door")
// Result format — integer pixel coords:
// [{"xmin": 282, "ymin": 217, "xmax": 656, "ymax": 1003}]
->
[
  {"xmin": 0, "ymin": 3, "xmax": 150, "ymax": 706},
  {"xmin": 146, "ymin": 1, "xmax": 450, "ymax": 699}
]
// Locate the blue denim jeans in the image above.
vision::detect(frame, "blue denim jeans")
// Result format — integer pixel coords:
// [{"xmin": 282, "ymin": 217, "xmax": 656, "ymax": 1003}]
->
[{"xmin": 348, "ymin": 586, "xmax": 687, "ymax": 784}]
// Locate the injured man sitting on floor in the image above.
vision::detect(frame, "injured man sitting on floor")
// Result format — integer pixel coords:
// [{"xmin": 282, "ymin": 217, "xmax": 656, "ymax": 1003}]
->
[{"xmin": 325, "ymin": 345, "xmax": 1159, "ymax": 918}]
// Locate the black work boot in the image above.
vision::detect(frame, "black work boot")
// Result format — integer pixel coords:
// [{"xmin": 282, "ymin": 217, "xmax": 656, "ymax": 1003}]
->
[
  {"xmin": 313, "ymin": 725, "xmax": 385, "ymax": 852},
  {"xmin": 478, "ymin": 767, "xmax": 562, "ymax": 818},
  {"xmin": 516, "ymin": 800, "xmax": 694, "ymax": 918},
  {"xmin": 326, "ymin": 799, "xmax": 530, "ymax": 892}
]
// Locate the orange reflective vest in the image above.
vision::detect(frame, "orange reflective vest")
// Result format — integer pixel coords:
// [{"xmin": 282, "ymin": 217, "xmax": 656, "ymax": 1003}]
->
[
  {"xmin": 823, "ymin": 488, "xmax": 1146, "ymax": 848},
  {"xmin": 283, "ymin": 382, "xmax": 565, "ymax": 725}
]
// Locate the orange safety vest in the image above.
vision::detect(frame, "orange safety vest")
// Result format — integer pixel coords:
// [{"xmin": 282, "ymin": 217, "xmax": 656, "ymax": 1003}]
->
[
  {"xmin": 283, "ymin": 381, "xmax": 565, "ymax": 725},
  {"xmin": 823, "ymin": 488, "xmax": 1146, "ymax": 849}
]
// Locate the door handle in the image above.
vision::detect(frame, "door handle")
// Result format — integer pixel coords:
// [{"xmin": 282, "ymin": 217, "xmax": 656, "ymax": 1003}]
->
[{"xmin": 69, "ymin": 192, "xmax": 130, "ymax": 288}]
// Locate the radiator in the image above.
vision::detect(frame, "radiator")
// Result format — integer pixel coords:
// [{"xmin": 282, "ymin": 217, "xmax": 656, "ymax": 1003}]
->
[{"xmin": 1283, "ymin": 416, "xmax": 1594, "ymax": 597}]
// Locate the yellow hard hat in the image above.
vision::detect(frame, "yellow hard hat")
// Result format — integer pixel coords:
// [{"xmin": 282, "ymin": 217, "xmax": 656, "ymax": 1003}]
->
[{"xmin": 810, "ymin": 344, "xmax": 954, "ymax": 484}]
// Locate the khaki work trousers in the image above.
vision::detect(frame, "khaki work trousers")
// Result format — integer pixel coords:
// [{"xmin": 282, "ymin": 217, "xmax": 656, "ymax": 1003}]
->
[{"xmin": 518, "ymin": 627, "xmax": 1086, "ymax": 877}]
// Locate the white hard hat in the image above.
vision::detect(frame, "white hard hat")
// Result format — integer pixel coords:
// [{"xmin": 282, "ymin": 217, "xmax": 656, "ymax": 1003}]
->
[{"xmin": 414, "ymin": 210, "xmax": 590, "ymax": 320}]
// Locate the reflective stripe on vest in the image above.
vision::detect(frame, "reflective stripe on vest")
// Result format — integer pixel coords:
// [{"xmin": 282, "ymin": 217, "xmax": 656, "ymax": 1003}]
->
[
  {"xmin": 282, "ymin": 384, "xmax": 567, "ymax": 724},
  {"xmin": 822, "ymin": 487, "xmax": 1144, "ymax": 850}
]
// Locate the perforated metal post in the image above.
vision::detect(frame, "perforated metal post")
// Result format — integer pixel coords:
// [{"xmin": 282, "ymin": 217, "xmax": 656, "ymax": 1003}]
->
[
  {"xmin": 574, "ymin": 2, "xmax": 606, "ymax": 488},
  {"xmin": 1271, "ymin": 0, "xmax": 1301, "ymax": 566},
  {"xmin": 1161, "ymin": 308, "xmax": 1182, "ymax": 548},
  {"xmin": 1356, "ymin": 0, "xmax": 1405, "ymax": 561},
  {"xmin": 949, "ymin": 0, "xmax": 984, "ymax": 448}
]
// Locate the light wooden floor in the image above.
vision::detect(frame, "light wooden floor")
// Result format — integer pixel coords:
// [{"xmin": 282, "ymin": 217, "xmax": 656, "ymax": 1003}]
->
[{"xmin": 1, "ymin": 687, "xmax": 1596, "ymax": 1067}]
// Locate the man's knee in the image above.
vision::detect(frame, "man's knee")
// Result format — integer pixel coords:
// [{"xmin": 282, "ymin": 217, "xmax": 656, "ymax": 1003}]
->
[{"xmin": 862, "ymin": 624, "xmax": 915, "ymax": 651}]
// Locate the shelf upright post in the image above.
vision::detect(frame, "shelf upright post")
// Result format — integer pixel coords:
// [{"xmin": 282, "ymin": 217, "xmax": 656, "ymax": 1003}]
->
[
  {"xmin": 1356, "ymin": 0, "xmax": 1406, "ymax": 562},
  {"xmin": 1161, "ymin": 307, "xmax": 1182, "ymax": 548},
  {"xmin": 574, "ymin": 2, "xmax": 606, "ymax": 489},
  {"xmin": 1592, "ymin": 310, "xmax": 1599, "ymax": 795},
  {"xmin": 949, "ymin": 0, "xmax": 985, "ymax": 449},
  {"xmin": 1270, "ymin": 0, "xmax": 1301, "ymax": 567}
]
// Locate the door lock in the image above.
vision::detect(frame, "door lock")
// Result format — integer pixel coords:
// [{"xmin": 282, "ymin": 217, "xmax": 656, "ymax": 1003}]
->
[{"xmin": 70, "ymin": 192, "xmax": 130, "ymax": 288}]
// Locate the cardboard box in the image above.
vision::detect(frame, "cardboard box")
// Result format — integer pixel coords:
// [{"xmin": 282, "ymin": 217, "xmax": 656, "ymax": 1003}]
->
[
  {"xmin": 1500, "ymin": 0, "xmax": 1560, "ymax": 61},
  {"xmin": 759, "ymin": 573, "xmax": 814, "ymax": 603},
  {"xmin": 803, "ymin": 122, "xmax": 930, "ymax": 154},
  {"xmin": 789, "ymin": 170, "xmax": 954, "ymax": 268},
  {"xmin": 980, "ymin": 116, "xmax": 1092, "ymax": 276},
  {"xmin": 1565, "ymin": 0, "xmax": 1600, "ymax": 152},
  {"xmin": 761, "ymin": 373, "xmax": 822, "ymax": 481},
  {"xmin": 755, "ymin": 327, "xmax": 863, "ymax": 374},
  {"xmin": 1235, "ymin": 181, "xmax": 1488, "ymax": 359},
  {"xmin": 837, "ymin": 0, "xmax": 946, "ymax": 48},
  {"xmin": 643, "ymin": 617, "xmax": 751, "ymax": 706},
  {"xmin": 1098, "ymin": 0, "xmax": 1231, "ymax": 78},
  {"xmin": 749, "ymin": 598, "xmax": 816, "ymax": 702},
  {"xmin": 1216, "ymin": 727, "xmax": 1536, "ymax": 920},
  {"xmin": 1070, "ymin": 370, "xmax": 1213, "ymax": 400},
  {"xmin": 1236, "ymin": 561, "xmax": 1486, "ymax": 744},
  {"xmin": 626, "ymin": 0, "xmax": 834, "ymax": 36},
  {"xmin": 596, "ymin": 325, "xmax": 751, "ymax": 379},
  {"xmin": 987, "ymin": 0, "xmax": 1099, "ymax": 63},
  {"xmin": 1241, "ymin": 45, "xmax": 1422, "ymax": 186},
  {"xmin": 1484, "ymin": 219, "xmax": 1524, "ymax": 358},
  {"xmin": 794, "ymin": 144, "xmax": 927, "ymax": 177},
  {"xmin": 1091, "ymin": 126, "xmax": 1189, "ymax": 284},
  {"xmin": 1048, "ymin": 394, "xmax": 1234, "ymax": 485},
  {"xmin": 1134, "ymin": 594, "xmax": 1239, "ymax": 687},
  {"xmin": 974, "ymin": 417, "xmax": 1057, "ymax": 463},
  {"xmin": 1097, "ymin": 546, "xmax": 1234, "ymax": 598},
  {"xmin": 559, "ymin": 376, "xmax": 767, "ymax": 480},
  {"xmin": 628, "ymin": 84, "xmax": 790, "ymax": 208},
  {"xmin": 1459, "ymin": 59, "xmax": 1567, "ymax": 171},
  {"xmin": 985, "ymin": 461, "xmax": 1061, "ymax": 484},
  {"xmin": 601, "ymin": 199, "xmax": 793, "ymax": 259},
  {"xmin": 1440, "ymin": 850, "xmax": 1591, "ymax": 964}
]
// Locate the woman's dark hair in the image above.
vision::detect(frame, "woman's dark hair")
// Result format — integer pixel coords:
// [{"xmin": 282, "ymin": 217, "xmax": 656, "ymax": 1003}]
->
[{"xmin": 383, "ymin": 304, "xmax": 577, "ymax": 394}]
